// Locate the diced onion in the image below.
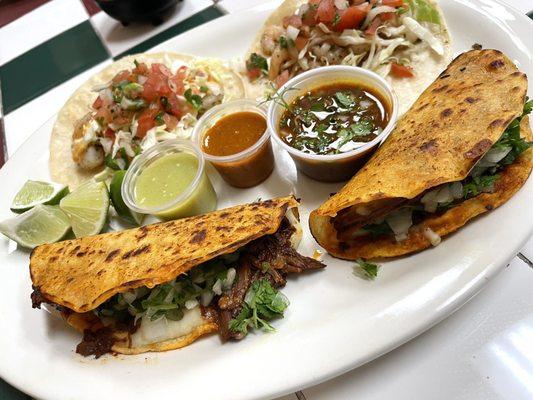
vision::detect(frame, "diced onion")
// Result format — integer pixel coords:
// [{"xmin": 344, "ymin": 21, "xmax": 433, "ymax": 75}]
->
[
  {"xmin": 137, "ymin": 75, "xmax": 148, "ymax": 84},
  {"xmin": 450, "ymin": 182, "xmax": 463, "ymax": 199},
  {"xmin": 435, "ymin": 186, "xmax": 452, "ymax": 204},
  {"xmin": 386, "ymin": 208, "xmax": 413, "ymax": 242},
  {"xmin": 200, "ymin": 291, "xmax": 214, "ymax": 307},
  {"xmin": 212, "ymin": 279, "xmax": 223, "ymax": 296},
  {"xmin": 334, "ymin": 0, "xmax": 348, "ymax": 10},
  {"xmin": 287, "ymin": 25, "xmax": 300, "ymax": 41},
  {"xmin": 423, "ymin": 227, "xmax": 441, "ymax": 246},
  {"xmin": 421, "ymin": 189, "xmax": 439, "ymax": 213},
  {"xmin": 223, "ymin": 268, "xmax": 237, "ymax": 291},
  {"xmin": 482, "ymin": 146, "xmax": 512, "ymax": 163},
  {"xmin": 185, "ymin": 299, "xmax": 199, "ymax": 310}
]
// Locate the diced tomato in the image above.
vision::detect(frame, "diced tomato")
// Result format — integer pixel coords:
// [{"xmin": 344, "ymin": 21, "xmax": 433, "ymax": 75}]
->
[
  {"xmin": 151, "ymin": 63, "xmax": 172, "ymax": 77},
  {"xmin": 113, "ymin": 112, "xmax": 133, "ymax": 126},
  {"xmin": 246, "ymin": 67, "xmax": 262, "ymax": 81},
  {"xmin": 92, "ymin": 95, "xmax": 103, "ymax": 110},
  {"xmin": 365, "ymin": 17, "xmax": 382, "ymax": 36},
  {"xmin": 380, "ymin": 12, "xmax": 396, "ymax": 21},
  {"xmin": 132, "ymin": 62, "xmax": 149, "ymax": 76},
  {"xmin": 112, "ymin": 70, "xmax": 130, "ymax": 84},
  {"xmin": 352, "ymin": 0, "xmax": 367, "ymax": 4},
  {"xmin": 275, "ymin": 70, "xmax": 290, "ymax": 89},
  {"xmin": 136, "ymin": 109, "xmax": 158, "ymax": 138},
  {"xmin": 165, "ymin": 94, "xmax": 182, "ymax": 117},
  {"xmin": 142, "ymin": 73, "xmax": 171, "ymax": 102},
  {"xmin": 169, "ymin": 77, "xmax": 185, "ymax": 95},
  {"xmin": 294, "ymin": 36, "xmax": 309, "ymax": 51},
  {"xmin": 390, "ymin": 63, "xmax": 414, "ymax": 78},
  {"xmin": 103, "ymin": 128, "xmax": 116, "ymax": 140},
  {"xmin": 316, "ymin": 0, "xmax": 336, "ymax": 23},
  {"xmin": 176, "ymin": 66, "xmax": 188, "ymax": 80},
  {"xmin": 95, "ymin": 106, "xmax": 112, "ymax": 124},
  {"xmin": 333, "ymin": 3, "xmax": 369, "ymax": 31},
  {"xmin": 163, "ymin": 113, "xmax": 179, "ymax": 130},
  {"xmin": 382, "ymin": 0, "xmax": 403, "ymax": 7},
  {"xmin": 283, "ymin": 15, "xmax": 302, "ymax": 28}
]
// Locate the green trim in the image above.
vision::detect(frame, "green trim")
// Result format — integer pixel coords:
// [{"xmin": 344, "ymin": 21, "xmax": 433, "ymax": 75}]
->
[
  {"xmin": 114, "ymin": 6, "xmax": 224, "ymax": 60},
  {"xmin": 0, "ymin": 21, "xmax": 109, "ymax": 114},
  {"xmin": 0, "ymin": 378, "xmax": 31, "ymax": 400}
]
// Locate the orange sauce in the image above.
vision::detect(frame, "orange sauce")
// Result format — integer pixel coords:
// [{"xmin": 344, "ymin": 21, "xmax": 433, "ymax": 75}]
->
[{"xmin": 202, "ymin": 111, "xmax": 266, "ymax": 156}]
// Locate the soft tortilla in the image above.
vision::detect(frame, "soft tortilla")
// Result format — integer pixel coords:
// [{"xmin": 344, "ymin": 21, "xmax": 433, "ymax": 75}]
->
[
  {"xmin": 309, "ymin": 49, "xmax": 531, "ymax": 259},
  {"xmin": 50, "ymin": 52, "xmax": 245, "ymax": 188},
  {"xmin": 244, "ymin": 0, "xmax": 452, "ymax": 114}
]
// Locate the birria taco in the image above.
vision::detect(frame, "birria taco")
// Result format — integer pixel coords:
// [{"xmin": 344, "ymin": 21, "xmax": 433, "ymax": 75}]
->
[
  {"xmin": 309, "ymin": 49, "xmax": 533, "ymax": 259},
  {"xmin": 30, "ymin": 197, "xmax": 325, "ymax": 357},
  {"xmin": 50, "ymin": 52, "xmax": 245, "ymax": 188},
  {"xmin": 244, "ymin": 0, "xmax": 452, "ymax": 113}
]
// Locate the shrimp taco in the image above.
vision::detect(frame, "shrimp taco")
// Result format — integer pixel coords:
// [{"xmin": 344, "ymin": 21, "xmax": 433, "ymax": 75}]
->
[
  {"xmin": 244, "ymin": 0, "xmax": 452, "ymax": 113},
  {"xmin": 309, "ymin": 50, "xmax": 533, "ymax": 260},
  {"xmin": 30, "ymin": 197, "xmax": 325, "ymax": 357},
  {"xmin": 50, "ymin": 52, "xmax": 245, "ymax": 188}
]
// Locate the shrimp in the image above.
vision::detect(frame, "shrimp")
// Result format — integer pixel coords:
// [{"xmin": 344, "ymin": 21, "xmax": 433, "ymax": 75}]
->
[
  {"xmin": 71, "ymin": 113, "xmax": 105, "ymax": 170},
  {"xmin": 269, "ymin": 47, "xmax": 289, "ymax": 80}
]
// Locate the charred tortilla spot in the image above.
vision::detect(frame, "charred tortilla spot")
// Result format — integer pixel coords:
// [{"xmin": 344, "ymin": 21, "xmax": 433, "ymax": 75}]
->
[
  {"xmin": 131, "ymin": 245, "xmax": 150, "ymax": 257},
  {"xmin": 490, "ymin": 119, "xmax": 504, "ymax": 128},
  {"xmin": 440, "ymin": 108, "xmax": 453, "ymax": 118},
  {"xmin": 67, "ymin": 277, "xmax": 74, "ymax": 283},
  {"xmin": 219, "ymin": 212, "xmax": 230, "ymax": 219},
  {"xmin": 439, "ymin": 73, "xmax": 450, "ymax": 79},
  {"xmin": 190, "ymin": 229, "xmax": 207, "ymax": 244},
  {"xmin": 460, "ymin": 109, "xmax": 466, "ymax": 114},
  {"xmin": 76, "ymin": 252, "xmax": 86, "ymax": 257},
  {"xmin": 136, "ymin": 226, "xmax": 148, "ymax": 239},
  {"xmin": 465, "ymin": 97, "xmax": 477, "ymax": 103},
  {"xmin": 433, "ymin": 85, "xmax": 448, "ymax": 93},
  {"xmin": 464, "ymin": 139, "xmax": 492, "ymax": 159},
  {"xmin": 49, "ymin": 256, "xmax": 57, "ymax": 262},
  {"xmin": 485, "ymin": 204, "xmax": 494, "ymax": 211},
  {"xmin": 70, "ymin": 246, "xmax": 81, "ymax": 255},
  {"xmin": 460, "ymin": 66, "xmax": 466, "ymax": 72},
  {"xmin": 105, "ymin": 249, "xmax": 120, "ymax": 262},
  {"xmin": 419, "ymin": 139, "xmax": 438, "ymax": 154}
]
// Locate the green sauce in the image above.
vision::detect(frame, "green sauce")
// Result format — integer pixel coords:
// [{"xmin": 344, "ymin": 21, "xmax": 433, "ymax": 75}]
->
[{"xmin": 134, "ymin": 152, "xmax": 217, "ymax": 220}]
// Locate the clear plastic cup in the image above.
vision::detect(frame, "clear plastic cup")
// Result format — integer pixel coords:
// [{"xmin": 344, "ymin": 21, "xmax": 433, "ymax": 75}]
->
[
  {"xmin": 267, "ymin": 66, "xmax": 399, "ymax": 182},
  {"xmin": 193, "ymin": 99, "xmax": 274, "ymax": 188},
  {"xmin": 121, "ymin": 139, "xmax": 217, "ymax": 220}
]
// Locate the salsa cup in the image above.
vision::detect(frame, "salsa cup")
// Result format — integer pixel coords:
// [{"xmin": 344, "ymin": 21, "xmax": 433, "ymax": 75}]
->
[
  {"xmin": 193, "ymin": 99, "xmax": 274, "ymax": 188},
  {"xmin": 122, "ymin": 139, "xmax": 217, "ymax": 220},
  {"xmin": 267, "ymin": 65, "xmax": 399, "ymax": 182}
]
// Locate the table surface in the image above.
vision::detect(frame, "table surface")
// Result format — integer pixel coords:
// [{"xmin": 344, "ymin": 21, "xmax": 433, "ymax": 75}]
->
[{"xmin": 0, "ymin": 1, "xmax": 532, "ymax": 399}]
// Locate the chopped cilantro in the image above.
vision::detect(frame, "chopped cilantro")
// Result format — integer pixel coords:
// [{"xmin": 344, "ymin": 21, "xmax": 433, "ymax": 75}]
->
[
  {"xmin": 184, "ymin": 89, "xmax": 202, "ymax": 110},
  {"xmin": 229, "ymin": 279, "xmax": 289, "ymax": 336},
  {"xmin": 247, "ymin": 53, "xmax": 268, "ymax": 72},
  {"xmin": 332, "ymin": 12, "xmax": 341, "ymax": 26},
  {"xmin": 337, "ymin": 120, "xmax": 373, "ymax": 150},
  {"xmin": 463, "ymin": 174, "xmax": 500, "ymax": 198},
  {"xmin": 407, "ymin": 0, "xmax": 441, "ymax": 24},
  {"xmin": 200, "ymin": 85, "xmax": 209, "ymax": 93},
  {"xmin": 354, "ymin": 259, "xmax": 379, "ymax": 280},
  {"xmin": 104, "ymin": 155, "xmax": 122, "ymax": 171},
  {"xmin": 363, "ymin": 221, "xmax": 393, "ymax": 237},
  {"xmin": 279, "ymin": 36, "xmax": 294, "ymax": 49},
  {"xmin": 154, "ymin": 112, "xmax": 165, "ymax": 126},
  {"xmin": 335, "ymin": 91, "xmax": 354, "ymax": 108}
]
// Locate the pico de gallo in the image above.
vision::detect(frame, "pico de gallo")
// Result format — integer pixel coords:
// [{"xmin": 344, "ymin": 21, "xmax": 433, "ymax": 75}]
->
[
  {"xmin": 72, "ymin": 60, "xmax": 225, "ymax": 171},
  {"xmin": 245, "ymin": 0, "xmax": 445, "ymax": 88}
]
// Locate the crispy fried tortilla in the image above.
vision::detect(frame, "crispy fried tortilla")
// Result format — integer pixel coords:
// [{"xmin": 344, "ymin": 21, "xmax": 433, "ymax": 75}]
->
[
  {"xmin": 244, "ymin": 0, "xmax": 452, "ymax": 115},
  {"xmin": 50, "ymin": 52, "xmax": 245, "ymax": 188},
  {"xmin": 309, "ymin": 49, "xmax": 532, "ymax": 259},
  {"xmin": 30, "ymin": 197, "xmax": 325, "ymax": 355}
]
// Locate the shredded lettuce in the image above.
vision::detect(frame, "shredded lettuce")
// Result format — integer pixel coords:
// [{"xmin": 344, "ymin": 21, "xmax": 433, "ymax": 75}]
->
[{"xmin": 407, "ymin": 0, "xmax": 441, "ymax": 25}]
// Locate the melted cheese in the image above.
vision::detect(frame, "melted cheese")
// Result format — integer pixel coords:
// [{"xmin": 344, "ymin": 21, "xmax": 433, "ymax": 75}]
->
[{"xmin": 131, "ymin": 307, "xmax": 205, "ymax": 347}]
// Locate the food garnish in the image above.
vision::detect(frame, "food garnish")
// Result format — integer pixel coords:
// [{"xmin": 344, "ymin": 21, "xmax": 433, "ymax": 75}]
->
[
  {"xmin": 354, "ymin": 258, "xmax": 379, "ymax": 280},
  {"xmin": 10, "ymin": 180, "xmax": 69, "ymax": 213}
]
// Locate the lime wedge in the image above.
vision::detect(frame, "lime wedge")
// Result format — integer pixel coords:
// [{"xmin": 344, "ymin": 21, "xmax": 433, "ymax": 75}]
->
[
  {"xmin": 0, "ymin": 205, "xmax": 71, "ymax": 249},
  {"xmin": 10, "ymin": 180, "xmax": 69, "ymax": 213},
  {"xmin": 109, "ymin": 170, "xmax": 144, "ymax": 225},
  {"xmin": 59, "ymin": 180, "xmax": 109, "ymax": 238}
]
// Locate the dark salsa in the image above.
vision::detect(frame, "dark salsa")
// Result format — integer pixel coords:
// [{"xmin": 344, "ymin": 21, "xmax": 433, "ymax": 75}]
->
[{"xmin": 278, "ymin": 82, "xmax": 390, "ymax": 155}]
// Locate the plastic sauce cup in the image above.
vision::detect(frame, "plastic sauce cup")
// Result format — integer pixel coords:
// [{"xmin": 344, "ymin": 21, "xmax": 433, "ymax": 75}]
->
[
  {"xmin": 267, "ymin": 66, "xmax": 398, "ymax": 182},
  {"xmin": 122, "ymin": 139, "xmax": 217, "ymax": 220},
  {"xmin": 193, "ymin": 99, "xmax": 274, "ymax": 188}
]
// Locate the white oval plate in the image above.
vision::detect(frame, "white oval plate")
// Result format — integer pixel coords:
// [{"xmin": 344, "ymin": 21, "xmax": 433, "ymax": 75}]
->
[{"xmin": 0, "ymin": 1, "xmax": 532, "ymax": 399}]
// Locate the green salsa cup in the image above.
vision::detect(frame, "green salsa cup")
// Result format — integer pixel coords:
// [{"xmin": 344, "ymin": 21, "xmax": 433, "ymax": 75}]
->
[{"xmin": 121, "ymin": 140, "xmax": 217, "ymax": 220}]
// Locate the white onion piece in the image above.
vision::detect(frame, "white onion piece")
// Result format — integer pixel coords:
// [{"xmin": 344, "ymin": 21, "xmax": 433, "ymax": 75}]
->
[
  {"xmin": 298, "ymin": 4, "xmax": 310, "ymax": 17},
  {"xmin": 424, "ymin": 227, "xmax": 441, "ymax": 246},
  {"xmin": 334, "ymin": 0, "xmax": 348, "ymax": 10},
  {"xmin": 318, "ymin": 22, "xmax": 331, "ymax": 33},
  {"xmin": 450, "ymin": 182, "xmax": 463, "ymax": 199},
  {"xmin": 185, "ymin": 299, "xmax": 199, "ymax": 310},
  {"xmin": 482, "ymin": 146, "xmax": 512, "ymax": 163},
  {"xmin": 212, "ymin": 279, "xmax": 223, "ymax": 296},
  {"xmin": 122, "ymin": 291, "xmax": 137, "ymax": 304},
  {"xmin": 435, "ymin": 186, "xmax": 453, "ymax": 204},
  {"xmin": 200, "ymin": 291, "xmax": 214, "ymax": 307},
  {"xmin": 137, "ymin": 75, "xmax": 148, "ymax": 84},
  {"xmin": 403, "ymin": 17, "xmax": 444, "ymax": 56},
  {"xmin": 223, "ymin": 268, "xmax": 237, "ymax": 290},
  {"xmin": 287, "ymin": 25, "xmax": 300, "ymax": 41},
  {"xmin": 421, "ymin": 189, "xmax": 439, "ymax": 213},
  {"xmin": 386, "ymin": 208, "xmax": 413, "ymax": 242},
  {"xmin": 362, "ymin": 6, "xmax": 396, "ymax": 29}
]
